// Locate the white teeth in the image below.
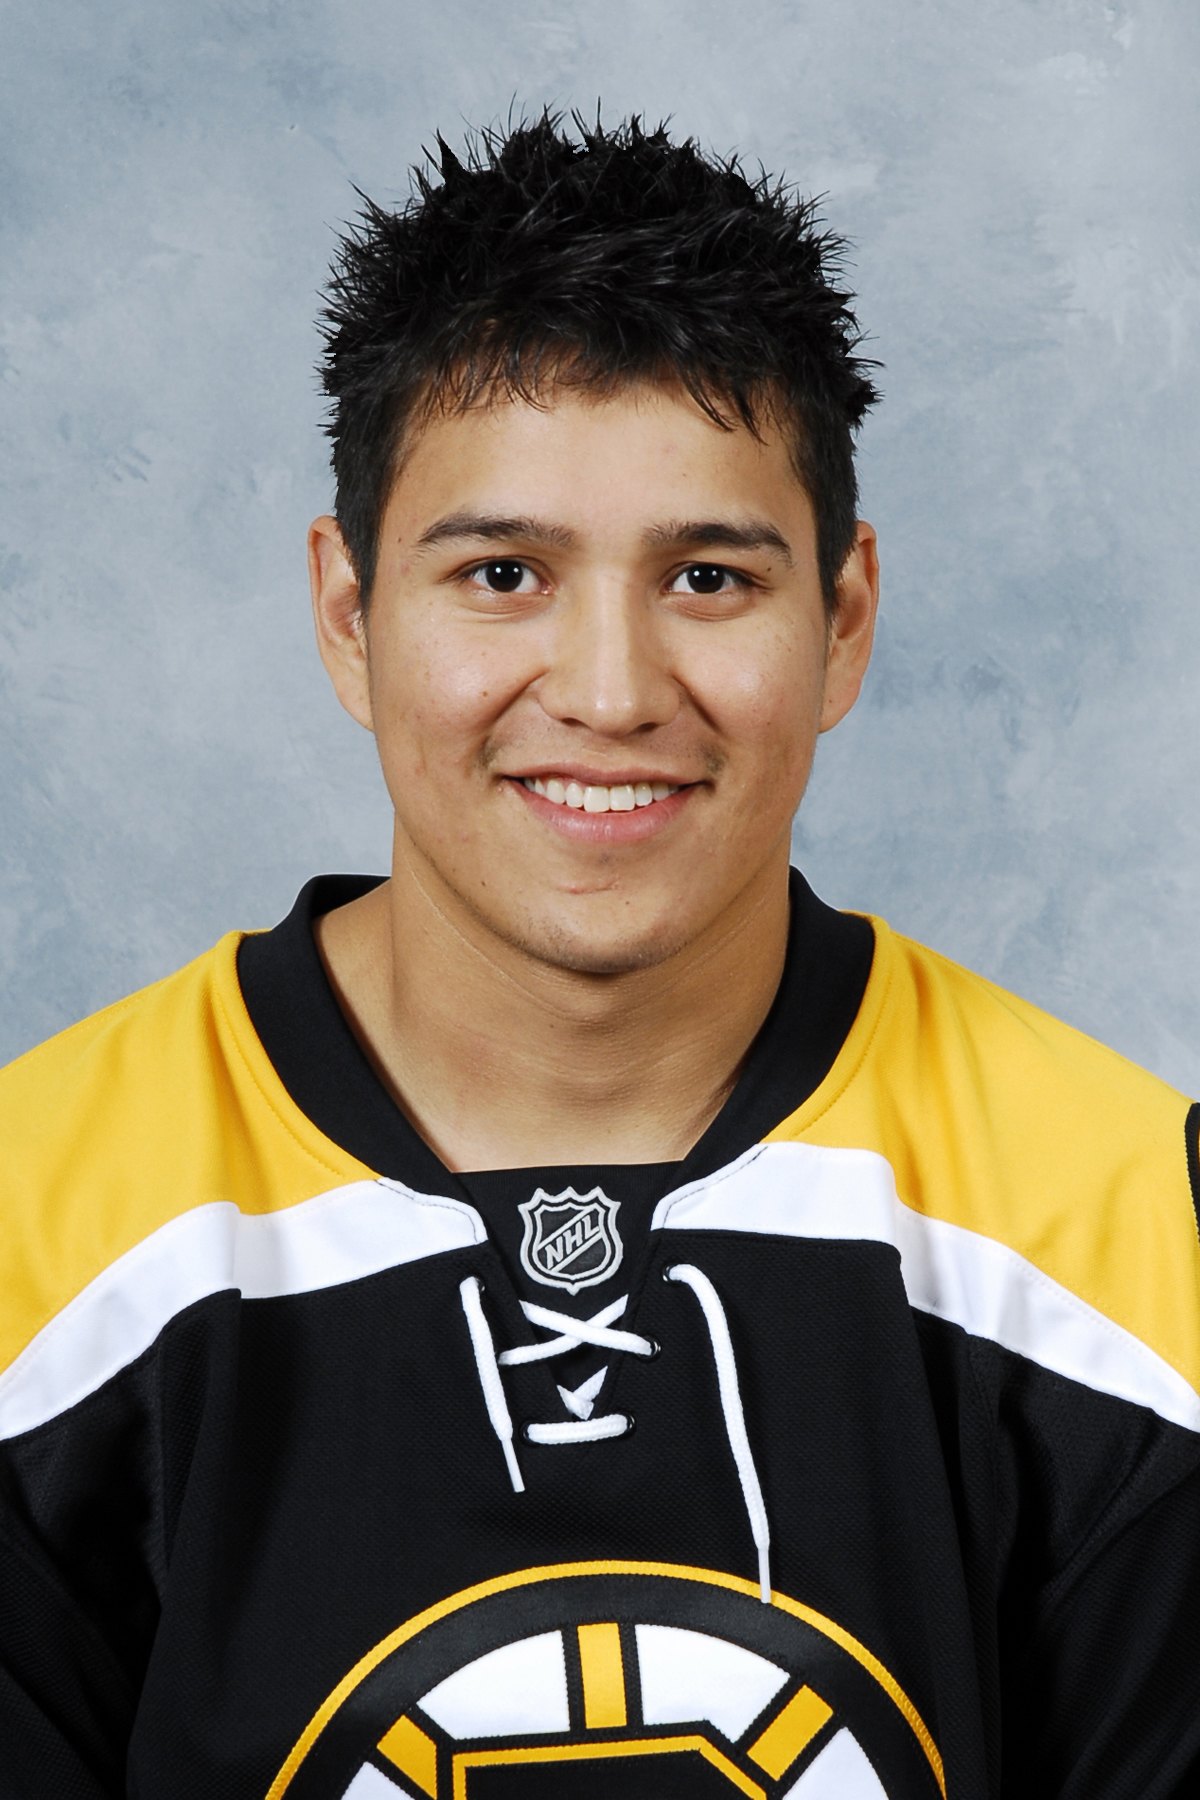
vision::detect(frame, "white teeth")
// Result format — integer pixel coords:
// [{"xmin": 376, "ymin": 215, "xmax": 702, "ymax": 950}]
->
[{"xmin": 522, "ymin": 776, "xmax": 681, "ymax": 811}]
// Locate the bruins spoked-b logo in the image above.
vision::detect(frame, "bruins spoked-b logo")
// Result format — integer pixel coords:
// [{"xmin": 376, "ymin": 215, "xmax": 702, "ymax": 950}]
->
[
  {"xmin": 269, "ymin": 1562, "xmax": 944, "ymax": 1799},
  {"xmin": 518, "ymin": 1187, "xmax": 623, "ymax": 1293}
]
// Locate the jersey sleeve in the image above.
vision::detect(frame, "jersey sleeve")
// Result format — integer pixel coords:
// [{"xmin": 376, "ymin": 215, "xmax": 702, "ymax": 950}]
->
[
  {"xmin": 997, "ymin": 1099, "xmax": 1200, "ymax": 1797},
  {"xmin": 0, "ymin": 1464, "xmax": 142, "ymax": 1797},
  {"xmin": 1005, "ymin": 1444, "xmax": 1200, "ymax": 1797},
  {"xmin": 792, "ymin": 936, "xmax": 1200, "ymax": 1795}
]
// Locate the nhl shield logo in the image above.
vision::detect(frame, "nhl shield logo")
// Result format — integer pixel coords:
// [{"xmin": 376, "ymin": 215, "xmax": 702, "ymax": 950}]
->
[{"xmin": 518, "ymin": 1187, "xmax": 624, "ymax": 1294}]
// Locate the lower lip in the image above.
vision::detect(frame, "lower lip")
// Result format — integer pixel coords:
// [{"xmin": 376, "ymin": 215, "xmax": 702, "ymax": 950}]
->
[{"xmin": 506, "ymin": 779, "xmax": 696, "ymax": 843}]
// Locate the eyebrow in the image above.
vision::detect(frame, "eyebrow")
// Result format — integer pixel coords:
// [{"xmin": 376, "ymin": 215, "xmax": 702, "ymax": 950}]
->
[
  {"xmin": 412, "ymin": 510, "xmax": 794, "ymax": 566},
  {"xmin": 644, "ymin": 518, "xmax": 794, "ymax": 567},
  {"xmin": 414, "ymin": 512, "xmax": 577, "ymax": 551}
]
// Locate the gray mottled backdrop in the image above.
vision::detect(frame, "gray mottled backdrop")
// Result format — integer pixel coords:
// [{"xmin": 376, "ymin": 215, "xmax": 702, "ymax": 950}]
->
[{"xmin": 3, "ymin": 0, "xmax": 1198, "ymax": 1089}]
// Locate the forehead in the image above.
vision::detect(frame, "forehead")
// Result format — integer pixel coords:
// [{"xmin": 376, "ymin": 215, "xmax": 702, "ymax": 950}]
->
[{"xmin": 384, "ymin": 380, "xmax": 814, "ymax": 542}]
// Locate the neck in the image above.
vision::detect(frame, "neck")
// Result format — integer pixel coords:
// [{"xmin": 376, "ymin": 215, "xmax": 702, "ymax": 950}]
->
[{"xmin": 316, "ymin": 844, "xmax": 792, "ymax": 1172}]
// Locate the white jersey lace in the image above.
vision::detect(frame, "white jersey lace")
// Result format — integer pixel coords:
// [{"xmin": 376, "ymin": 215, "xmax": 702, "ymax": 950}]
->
[{"xmin": 459, "ymin": 1264, "xmax": 772, "ymax": 1603}]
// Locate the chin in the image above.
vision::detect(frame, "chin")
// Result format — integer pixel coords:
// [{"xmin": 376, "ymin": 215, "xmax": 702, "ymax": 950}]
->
[{"xmin": 496, "ymin": 906, "xmax": 695, "ymax": 979}]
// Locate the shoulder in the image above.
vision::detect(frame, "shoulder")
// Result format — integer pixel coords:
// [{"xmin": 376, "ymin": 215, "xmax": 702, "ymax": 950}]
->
[
  {"xmin": 797, "ymin": 913, "xmax": 1193, "ymax": 1152},
  {"xmin": 773, "ymin": 917, "xmax": 1200, "ymax": 1404},
  {"xmin": 0, "ymin": 932, "xmax": 372, "ymax": 1383},
  {"xmin": 869, "ymin": 920, "xmax": 1191, "ymax": 1152},
  {"xmin": 1, "ymin": 934, "xmax": 240, "ymax": 1174}
]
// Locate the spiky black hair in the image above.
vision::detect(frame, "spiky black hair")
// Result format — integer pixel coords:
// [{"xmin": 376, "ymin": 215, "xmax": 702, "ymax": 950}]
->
[{"xmin": 319, "ymin": 110, "xmax": 880, "ymax": 607}]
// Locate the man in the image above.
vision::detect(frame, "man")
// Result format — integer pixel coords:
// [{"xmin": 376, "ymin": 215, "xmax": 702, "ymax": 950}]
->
[{"xmin": 1, "ymin": 113, "xmax": 1197, "ymax": 1799}]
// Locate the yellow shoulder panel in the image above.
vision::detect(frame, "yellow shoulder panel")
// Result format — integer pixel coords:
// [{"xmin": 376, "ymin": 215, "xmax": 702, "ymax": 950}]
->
[
  {"xmin": 768, "ymin": 919, "xmax": 1200, "ymax": 1393},
  {"xmin": 0, "ymin": 933, "xmax": 375, "ymax": 1373}
]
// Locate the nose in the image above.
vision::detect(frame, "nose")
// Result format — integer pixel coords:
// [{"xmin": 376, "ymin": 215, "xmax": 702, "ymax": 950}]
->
[{"xmin": 537, "ymin": 583, "xmax": 680, "ymax": 737}]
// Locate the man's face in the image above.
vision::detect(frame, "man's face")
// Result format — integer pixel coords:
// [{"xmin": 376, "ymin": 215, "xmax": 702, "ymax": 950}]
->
[{"xmin": 312, "ymin": 381, "xmax": 877, "ymax": 977}]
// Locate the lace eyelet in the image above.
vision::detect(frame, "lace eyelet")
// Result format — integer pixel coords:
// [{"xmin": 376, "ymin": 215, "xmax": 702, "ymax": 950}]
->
[
  {"xmin": 519, "ymin": 1421, "xmax": 536, "ymax": 1444},
  {"xmin": 619, "ymin": 1412, "xmax": 636, "ymax": 1436},
  {"xmin": 640, "ymin": 1338, "xmax": 662, "ymax": 1361},
  {"xmin": 661, "ymin": 1263, "xmax": 681, "ymax": 1284}
]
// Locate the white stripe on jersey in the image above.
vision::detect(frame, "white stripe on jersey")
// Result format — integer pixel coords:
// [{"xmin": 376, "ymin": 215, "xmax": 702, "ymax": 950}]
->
[{"xmin": 655, "ymin": 1141, "xmax": 1200, "ymax": 1435}]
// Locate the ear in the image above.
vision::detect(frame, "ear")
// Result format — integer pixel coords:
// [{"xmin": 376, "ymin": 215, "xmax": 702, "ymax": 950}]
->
[
  {"xmin": 309, "ymin": 515, "xmax": 374, "ymax": 732},
  {"xmin": 819, "ymin": 521, "xmax": 879, "ymax": 733}
]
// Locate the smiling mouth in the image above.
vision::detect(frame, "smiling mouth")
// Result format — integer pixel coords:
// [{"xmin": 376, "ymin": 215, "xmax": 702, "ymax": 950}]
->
[{"xmin": 519, "ymin": 777, "xmax": 683, "ymax": 814}]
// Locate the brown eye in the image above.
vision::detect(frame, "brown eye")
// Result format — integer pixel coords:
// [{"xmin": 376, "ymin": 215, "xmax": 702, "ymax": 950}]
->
[
  {"xmin": 681, "ymin": 564, "xmax": 731, "ymax": 594},
  {"xmin": 479, "ymin": 561, "xmax": 528, "ymax": 592}
]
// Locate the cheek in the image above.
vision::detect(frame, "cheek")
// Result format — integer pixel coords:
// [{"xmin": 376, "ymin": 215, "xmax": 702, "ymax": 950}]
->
[
  {"xmin": 699, "ymin": 630, "xmax": 827, "ymax": 773},
  {"xmin": 369, "ymin": 624, "xmax": 529, "ymax": 776}
]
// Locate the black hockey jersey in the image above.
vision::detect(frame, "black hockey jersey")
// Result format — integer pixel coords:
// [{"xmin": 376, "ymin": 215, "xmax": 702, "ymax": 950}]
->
[{"xmin": 2, "ymin": 873, "xmax": 1198, "ymax": 1799}]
